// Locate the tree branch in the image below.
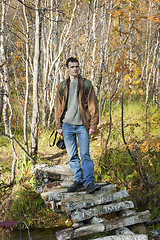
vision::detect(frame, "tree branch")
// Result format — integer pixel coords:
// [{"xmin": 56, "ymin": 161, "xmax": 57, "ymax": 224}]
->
[{"xmin": 0, "ymin": 132, "xmax": 35, "ymax": 163}]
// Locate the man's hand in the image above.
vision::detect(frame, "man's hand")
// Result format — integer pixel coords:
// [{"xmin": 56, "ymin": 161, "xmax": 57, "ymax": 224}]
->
[
  {"xmin": 89, "ymin": 129, "xmax": 96, "ymax": 135},
  {"xmin": 57, "ymin": 129, "xmax": 63, "ymax": 135}
]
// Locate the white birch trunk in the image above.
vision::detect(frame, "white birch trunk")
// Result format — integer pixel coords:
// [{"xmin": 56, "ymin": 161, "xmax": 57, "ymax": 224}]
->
[
  {"xmin": 153, "ymin": 0, "xmax": 160, "ymax": 107},
  {"xmin": 31, "ymin": 0, "xmax": 41, "ymax": 156},
  {"xmin": 9, "ymin": 101, "xmax": 18, "ymax": 184},
  {"xmin": 0, "ymin": 0, "xmax": 9, "ymax": 134},
  {"xmin": 144, "ymin": 0, "xmax": 152, "ymax": 113},
  {"xmin": 129, "ymin": 1, "xmax": 132, "ymax": 81},
  {"xmin": 0, "ymin": 84, "xmax": 3, "ymax": 122},
  {"xmin": 0, "ymin": 1, "xmax": 18, "ymax": 183},
  {"xmin": 96, "ymin": 3, "xmax": 105, "ymax": 96},
  {"xmin": 82, "ymin": 3, "xmax": 91, "ymax": 75},
  {"xmin": 91, "ymin": 0, "xmax": 98, "ymax": 83},
  {"xmin": 23, "ymin": 0, "xmax": 29, "ymax": 152},
  {"xmin": 41, "ymin": 0, "xmax": 54, "ymax": 128},
  {"xmin": 145, "ymin": 36, "xmax": 159, "ymax": 109}
]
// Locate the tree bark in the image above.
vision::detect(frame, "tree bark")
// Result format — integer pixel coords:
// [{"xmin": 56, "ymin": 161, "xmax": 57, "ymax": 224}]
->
[
  {"xmin": 23, "ymin": 0, "xmax": 29, "ymax": 152},
  {"xmin": 71, "ymin": 201, "xmax": 134, "ymax": 223},
  {"xmin": 91, "ymin": 0, "xmax": 98, "ymax": 83},
  {"xmin": 0, "ymin": 0, "xmax": 9, "ymax": 134},
  {"xmin": 31, "ymin": 0, "xmax": 41, "ymax": 156},
  {"xmin": 56, "ymin": 211, "xmax": 150, "ymax": 240}
]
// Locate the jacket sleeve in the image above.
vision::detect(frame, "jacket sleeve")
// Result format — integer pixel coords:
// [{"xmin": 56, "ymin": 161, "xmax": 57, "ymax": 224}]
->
[
  {"xmin": 55, "ymin": 83, "xmax": 63, "ymax": 129},
  {"xmin": 87, "ymin": 83, "xmax": 99, "ymax": 130}
]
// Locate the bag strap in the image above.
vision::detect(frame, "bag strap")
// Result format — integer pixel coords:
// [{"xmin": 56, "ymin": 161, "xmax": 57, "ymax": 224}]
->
[{"xmin": 49, "ymin": 130, "xmax": 58, "ymax": 147}]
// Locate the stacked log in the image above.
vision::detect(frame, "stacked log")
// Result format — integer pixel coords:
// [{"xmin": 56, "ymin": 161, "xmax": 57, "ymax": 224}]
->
[
  {"xmin": 56, "ymin": 186, "xmax": 151, "ymax": 239},
  {"xmin": 34, "ymin": 164, "xmax": 151, "ymax": 240}
]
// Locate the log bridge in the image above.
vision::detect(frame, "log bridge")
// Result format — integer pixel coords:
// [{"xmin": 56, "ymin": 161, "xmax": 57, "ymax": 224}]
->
[{"xmin": 34, "ymin": 164, "xmax": 151, "ymax": 240}]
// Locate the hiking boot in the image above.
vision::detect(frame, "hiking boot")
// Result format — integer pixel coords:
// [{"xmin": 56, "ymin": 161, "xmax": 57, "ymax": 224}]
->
[
  {"xmin": 86, "ymin": 183, "xmax": 101, "ymax": 194},
  {"xmin": 67, "ymin": 181, "xmax": 84, "ymax": 192}
]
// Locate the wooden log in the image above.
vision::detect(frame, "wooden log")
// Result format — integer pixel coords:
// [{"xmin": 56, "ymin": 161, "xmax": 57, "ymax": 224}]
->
[
  {"xmin": 130, "ymin": 224, "xmax": 147, "ymax": 234},
  {"xmin": 42, "ymin": 184, "xmax": 115, "ymax": 202},
  {"xmin": 103, "ymin": 210, "xmax": 151, "ymax": 231},
  {"xmin": 89, "ymin": 216, "xmax": 106, "ymax": 224},
  {"xmin": 119, "ymin": 209, "xmax": 137, "ymax": 217},
  {"xmin": 34, "ymin": 163, "xmax": 72, "ymax": 174},
  {"xmin": 36, "ymin": 169, "xmax": 74, "ymax": 181},
  {"xmin": 62, "ymin": 190, "xmax": 129, "ymax": 212},
  {"xmin": 115, "ymin": 227, "xmax": 135, "ymax": 235},
  {"xmin": 56, "ymin": 210, "xmax": 151, "ymax": 240},
  {"xmin": 60, "ymin": 181, "xmax": 74, "ymax": 188},
  {"xmin": 48, "ymin": 172, "xmax": 74, "ymax": 181},
  {"xmin": 60, "ymin": 184, "xmax": 115, "ymax": 204},
  {"xmin": 35, "ymin": 164, "xmax": 74, "ymax": 183},
  {"xmin": 89, "ymin": 235, "xmax": 148, "ymax": 240},
  {"xmin": 71, "ymin": 201, "xmax": 134, "ymax": 223},
  {"xmin": 56, "ymin": 223, "xmax": 105, "ymax": 240},
  {"xmin": 41, "ymin": 187, "xmax": 68, "ymax": 201}
]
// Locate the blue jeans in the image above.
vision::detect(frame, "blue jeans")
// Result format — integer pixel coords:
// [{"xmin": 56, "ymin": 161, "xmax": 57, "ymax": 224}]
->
[{"xmin": 62, "ymin": 123, "xmax": 94, "ymax": 187}]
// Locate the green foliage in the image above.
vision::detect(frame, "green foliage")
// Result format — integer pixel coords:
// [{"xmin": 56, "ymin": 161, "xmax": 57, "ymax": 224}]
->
[
  {"xmin": 16, "ymin": 153, "xmax": 37, "ymax": 187},
  {"xmin": 8, "ymin": 186, "xmax": 46, "ymax": 228},
  {"xmin": 8, "ymin": 184, "xmax": 69, "ymax": 229},
  {"xmin": 89, "ymin": 232, "xmax": 107, "ymax": 239},
  {"xmin": 1, "ymin": 97, "xmax": 160, "ymax": 231},
  {"xmin": 95, "ymin": 149, "xmax": 134, "ymax": 188},
  {"xmin": 2, "ymin": 153, "xmax": 69, "ymax": 230},
  {"xmin": 93, "ymin": 99, "xmax": 160, "ymax": 222}
]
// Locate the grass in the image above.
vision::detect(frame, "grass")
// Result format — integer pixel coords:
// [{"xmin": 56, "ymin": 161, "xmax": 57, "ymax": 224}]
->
[{"xmin": 0, "ymin": 98, "xmax": 160, "ymax": 232}]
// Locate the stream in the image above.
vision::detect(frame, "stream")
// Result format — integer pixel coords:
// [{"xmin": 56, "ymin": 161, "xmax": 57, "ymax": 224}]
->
[{"xmin": 10, "ymin": 228, "xmax": 63, "ymax": 240}]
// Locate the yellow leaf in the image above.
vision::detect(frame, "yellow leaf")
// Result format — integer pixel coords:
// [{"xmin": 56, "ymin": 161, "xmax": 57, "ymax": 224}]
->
[
  {"xmin": 148, "ymin": 158, "xmax": 153, "ymax": 166},
  {"xmin": 138, "ymin": 89, "xmax": 144, "ymax": 96},
  {"xmin": 148, "ymin": 14, "xmax": 159, "ymax": 23},
  {"xmin": 123, "ymin": 74, "xmax": 130, "ymax": 83}
]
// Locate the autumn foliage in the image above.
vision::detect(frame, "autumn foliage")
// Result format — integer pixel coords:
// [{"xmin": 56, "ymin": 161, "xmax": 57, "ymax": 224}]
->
[{"xmin": 0, "ymin": 0, "xmax": 160, "ymax": 235}]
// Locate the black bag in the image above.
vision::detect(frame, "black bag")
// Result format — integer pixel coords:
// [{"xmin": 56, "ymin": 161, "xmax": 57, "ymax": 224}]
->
[
  {"xmin": 49, "ymin": 130, "xmax": 66, "ymax": 150},
  {"xmin": 56, "ymin": 138, "xmax": 66, "ymax": 150}
]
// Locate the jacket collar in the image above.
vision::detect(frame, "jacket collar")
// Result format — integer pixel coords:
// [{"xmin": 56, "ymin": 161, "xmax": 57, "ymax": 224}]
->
[{"xmin": 66, "ymin": 74, "xmax": 83, "ymax": 86}]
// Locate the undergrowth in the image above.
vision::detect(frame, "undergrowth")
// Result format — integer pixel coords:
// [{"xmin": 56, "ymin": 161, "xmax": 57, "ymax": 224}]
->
[{"xmin": 0, "ymin": 99, "xmax": 160, "ymax": 235}]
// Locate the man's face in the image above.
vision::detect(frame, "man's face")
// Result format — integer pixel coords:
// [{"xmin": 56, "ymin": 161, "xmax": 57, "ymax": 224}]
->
[{"xmin": 67, "ymin": 61, "xmax": 80, "ymax": 77}]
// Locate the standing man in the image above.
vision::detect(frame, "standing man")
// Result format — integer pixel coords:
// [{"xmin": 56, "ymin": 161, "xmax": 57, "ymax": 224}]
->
[{"xmin": 55, "ymin": 57, "xmax": 101, "ymax": 194}]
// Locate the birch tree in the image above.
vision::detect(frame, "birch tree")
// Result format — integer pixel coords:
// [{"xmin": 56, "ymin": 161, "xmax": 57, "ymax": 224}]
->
[
  {"xmin": 23, "ymin": 0, "xmax": 30, "ymax": 152},
  {"xmin": 0, "ymin": 0, "xmax": 10, "ymax": 134},
  {"xmin": 90, "ymin": 0, "xmax": 98, "ymax": 83},
  {"xmin": 31, "ymin": 0, "xmax": 41, "ymax": 156},
  {"xmin": 153, "ymin": 0, "xmax": 160, "ymax": 107}
]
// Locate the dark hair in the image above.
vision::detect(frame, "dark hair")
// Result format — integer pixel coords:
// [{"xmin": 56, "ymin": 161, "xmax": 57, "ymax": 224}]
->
[{"xmin": 66, "ymin": 57, "xmax": 79, "ymax": 68}]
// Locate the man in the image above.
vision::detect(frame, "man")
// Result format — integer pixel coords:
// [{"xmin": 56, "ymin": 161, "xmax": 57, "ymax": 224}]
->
[{"xmin": 55, "ymin": 57, "xmax": 101, "ymax": 194}]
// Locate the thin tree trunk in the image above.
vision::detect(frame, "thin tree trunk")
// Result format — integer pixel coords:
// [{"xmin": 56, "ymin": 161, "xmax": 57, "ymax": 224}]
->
[
  {"xmin": 1, "ymin": 0, "xmax": 9, "ymax": 134},
  {"xmin": 82, "ymin": 2, "xmax": 90, "ymax": 75},
  {"xmin": 153, "ymin": 1, "xmax": 160, "ymax": 107},
  {"xmin": 0, "ymin": 85, "xmax": 3, "ymax": 122},
  {"xmin": 23, "ymin": 0, "xmax": 29, "ymax": 152},
  {"xmin": 144, "ymin": 0, "xmax": 152, "ymax": 131},
  {"xmin": 41, "ymin": 0, "xmax": 55, "ymax": 128},
  {"xmin": 145, "ymin": 36, "xmax": 159, "ymax": 108},
  {"xmin": 31, "ymin": 0, "xmax": 41, "ymax": 157},
  {"xmin": 91, "ymin": 0, "xmax": 98, "ymax": 83},
  {"xmin": 9, "ymin": 101, "xmax": 18, "ymax": 184},
  {"xmin": 96, "ymin": 3, "xmax": 105, "ymax": 96}
]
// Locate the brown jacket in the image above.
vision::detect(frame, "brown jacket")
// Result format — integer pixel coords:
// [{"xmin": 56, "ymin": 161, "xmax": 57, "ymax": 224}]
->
[{"xmin": 55, "ymin": 76, "xmax": 99, "ymax": 132}]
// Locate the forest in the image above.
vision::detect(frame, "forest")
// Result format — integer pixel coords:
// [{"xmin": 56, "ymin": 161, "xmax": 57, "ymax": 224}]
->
[{"xmin": 0, "ymin": 0, "xmax": 160, "ymax": 238}]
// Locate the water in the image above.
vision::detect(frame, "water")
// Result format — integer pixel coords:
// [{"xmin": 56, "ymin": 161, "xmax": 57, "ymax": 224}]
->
[{"xmin": 9, "ymin": 228, "xmax": 62, "ymax": 240}]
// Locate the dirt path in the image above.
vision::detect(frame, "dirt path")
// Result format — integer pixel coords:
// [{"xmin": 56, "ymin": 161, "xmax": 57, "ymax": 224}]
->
[{"xmin": 38, "ymin": 148, "xmax": 69, "ymax": 165}]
